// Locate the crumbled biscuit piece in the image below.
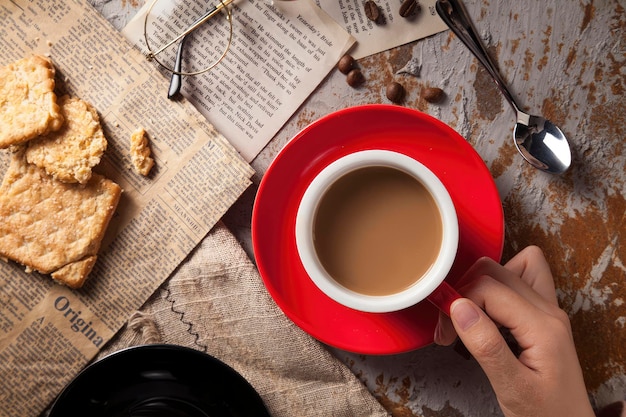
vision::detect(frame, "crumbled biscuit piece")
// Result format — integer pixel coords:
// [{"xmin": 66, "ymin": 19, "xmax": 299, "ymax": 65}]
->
[
  {"xmin": 0, "ymin": 55, "xmax": 64, "ymax": 148},
  {"xmin": 130, "ymin": 127, "xmax": 154, "ymax": 176},
  {"xmin": 0, "ymin": 150, "xmax": 122, "ymax": 288},
  {"xmin": 51, "ymin": 256, "xmax": 97, "ymax": 289},
  {"xmin": 25, "ymin": 95, "xmax": 107, "ymax": 184}
]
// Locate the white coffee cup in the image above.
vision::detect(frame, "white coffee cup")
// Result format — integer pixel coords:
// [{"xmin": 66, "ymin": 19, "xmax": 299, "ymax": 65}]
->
[{"xmin": 295, "ymin": 150, "xmax": 460, "ymax": 313}]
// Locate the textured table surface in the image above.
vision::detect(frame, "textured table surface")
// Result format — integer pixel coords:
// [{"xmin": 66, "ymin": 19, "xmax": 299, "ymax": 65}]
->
[{"xmin": 94, "ymin": 1, "xmax": 625, "ymax": 415}]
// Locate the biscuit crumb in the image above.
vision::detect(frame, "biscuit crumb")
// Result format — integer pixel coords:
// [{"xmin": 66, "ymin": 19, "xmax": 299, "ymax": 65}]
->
[
  {"xmin": 130, "ymin": 127, "xmax": 154, "ymax": 176},
  {"xmin": 0, "ymin": 55, "xmax": 64, "ymax": 147}
]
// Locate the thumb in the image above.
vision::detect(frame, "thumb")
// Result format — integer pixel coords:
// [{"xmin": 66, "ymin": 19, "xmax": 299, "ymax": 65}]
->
[{"xmin": 450, "ymin": 299, "xmax": 522, "ymax": 387}]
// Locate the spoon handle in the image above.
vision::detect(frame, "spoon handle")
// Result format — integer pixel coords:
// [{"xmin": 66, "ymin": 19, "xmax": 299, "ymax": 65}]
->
[{"xmin": 435, "ymin": 0, "xmax": 519, "ymax": 113}]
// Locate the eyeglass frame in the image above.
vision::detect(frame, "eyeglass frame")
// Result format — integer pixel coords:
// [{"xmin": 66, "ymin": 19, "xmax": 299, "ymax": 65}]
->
[{"xmin": 143, "ymin": 0, "xmax": 235, "ymax": 76}]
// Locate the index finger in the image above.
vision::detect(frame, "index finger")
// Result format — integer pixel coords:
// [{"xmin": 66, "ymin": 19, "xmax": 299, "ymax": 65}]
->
[
  {"xmin": 459, "ymin": 274, "xmax": 562, "ymax": 353},
  {"xmin": 503, "ymin": 246, "xmax": 557, "ymax": 305},
  {"xmin": 434, "ymin": 246, "xmax": 558, "ymax": 346}
]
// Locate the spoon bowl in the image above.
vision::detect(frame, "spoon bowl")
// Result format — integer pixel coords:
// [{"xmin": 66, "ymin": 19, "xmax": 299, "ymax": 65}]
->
[
  {"xmin": 435, "ymin": 0, "xmax": 572, "ymax": 174},
  {"xmin": 514, "ymin": 114, "xmax": 571, "ymax": 174}
]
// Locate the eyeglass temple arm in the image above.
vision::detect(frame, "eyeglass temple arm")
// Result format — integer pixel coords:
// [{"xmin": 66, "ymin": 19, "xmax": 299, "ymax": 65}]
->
[
  {"xmin": 168, "ymin": 37, "xmax": 187, "ymax": 99},
  {"xmin": 148, "ymin": 0, "xmax": 234, "ymax": 59}
]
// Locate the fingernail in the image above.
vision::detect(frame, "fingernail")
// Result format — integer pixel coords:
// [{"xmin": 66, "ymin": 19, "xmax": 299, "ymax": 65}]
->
[
  {"xmin": 433, "ymin": 322, "xmax": 443, "ymax": 345},
  {"xmin": 434, "ymin": 323, "xmax": 446, "ymax": 345},
  {"xmin": 451, "ymin": 299, "xmax": 480, "ymax": 331}
]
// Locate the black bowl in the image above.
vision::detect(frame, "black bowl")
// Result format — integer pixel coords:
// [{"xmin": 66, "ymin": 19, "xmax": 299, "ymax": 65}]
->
[{"xmin": 49, "ymin": 344, "xmax": 270, "ymax": 417}]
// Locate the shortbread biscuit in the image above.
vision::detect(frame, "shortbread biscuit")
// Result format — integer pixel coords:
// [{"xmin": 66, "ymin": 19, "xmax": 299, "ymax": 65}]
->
[
  {"xmin": 130, "ymin": 127, "xmax": 154, "ymax": 176},
  {"xmin": 0, "ymin": 55, "xmax": 64, "ymax": 148},
  {"xmin": 0, "ymin": 150, "xmax": 122, "ymax": 288},
  {"xmin": 26, "ymin": 95, "xmax": 107, "ymax": 184}
]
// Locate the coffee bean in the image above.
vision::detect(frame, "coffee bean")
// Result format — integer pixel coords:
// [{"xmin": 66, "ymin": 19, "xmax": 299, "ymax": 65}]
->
[
  {"xmin": 364, "ymin": 1, "xmax": 380, "ymax": 22},
  {"xmin": 337, "ymin": 54, "xmax": 355, "ymax": 74},
  {"xmin": 399, "ymin": 0, "xmax": 420, "ymax": 18},
  {"xmin": 385, "ymin": 82, "xmax": 405, "ymax": 103},
  {"xmin": 423, "ymin": 87, "xmax": 445, "ymax": 103},
  {"xmin": 346, "ymin": 68, "xmax": 365, "ymax": 87}
]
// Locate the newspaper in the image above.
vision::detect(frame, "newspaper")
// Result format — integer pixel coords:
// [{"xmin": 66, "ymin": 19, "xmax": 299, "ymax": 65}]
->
[
  {"xmin": 0, "ymin": 1, "xmax": 255, "ymax": 416},
  {"xmin": 121, "ymin": 0, "xmax": 356, "ymax": 162},
  {"xmin": 121, "ymin": 0, "xmax": 445, "ymax": 162},
  {"xmin": 315, "ymin": 0, "xmax": 448, "ymax": 59}
]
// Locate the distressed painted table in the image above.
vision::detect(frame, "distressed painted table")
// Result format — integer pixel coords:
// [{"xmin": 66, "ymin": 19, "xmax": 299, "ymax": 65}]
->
[{"xmin": 95, "ymin": 1, "xmax": 625, "ymax": 415}]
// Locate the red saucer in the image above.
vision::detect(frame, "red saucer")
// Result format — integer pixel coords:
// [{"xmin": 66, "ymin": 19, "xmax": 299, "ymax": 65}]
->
[{"xmin": 252, "ymin": 105, "xmax": 504, "ymax": 355}]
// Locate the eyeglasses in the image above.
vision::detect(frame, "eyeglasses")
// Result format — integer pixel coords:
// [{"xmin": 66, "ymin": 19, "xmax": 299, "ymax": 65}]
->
[
  {"xmin": 143, "ymin": 0, "xmax": 234, "ymax": 76},
  {"xmin": 143, "ymin": 0, "xmax": 296, "ymax": 98}
]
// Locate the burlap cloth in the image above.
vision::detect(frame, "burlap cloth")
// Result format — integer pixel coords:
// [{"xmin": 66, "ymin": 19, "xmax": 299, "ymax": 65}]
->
[{"xmin": 96, "ymin": 222, "xmax": 389, "ymax": 417}]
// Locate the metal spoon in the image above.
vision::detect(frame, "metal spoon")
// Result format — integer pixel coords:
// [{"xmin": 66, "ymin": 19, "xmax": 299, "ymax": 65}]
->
[{"xmin": 435, "ymin": 0, "xmax": 571, "ymax": 174}]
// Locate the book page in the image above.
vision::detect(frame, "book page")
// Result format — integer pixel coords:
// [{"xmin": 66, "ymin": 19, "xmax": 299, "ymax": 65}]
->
[
  {"xmin": 122, "ymin": 0, "xmax": 356, "ymax": 162},
  {"xmin": 0, "ymin": 1, "xmax": 253, "ymax": 416},
  {"xmin": 316, "ymin": 0, "xmax": 448, "ymax": 59}
]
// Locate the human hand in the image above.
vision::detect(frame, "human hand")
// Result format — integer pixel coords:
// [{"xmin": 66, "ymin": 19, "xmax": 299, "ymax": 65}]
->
[{"xmin": 434, "ymin": 246, "xmax": 595, "ymax": 417}]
